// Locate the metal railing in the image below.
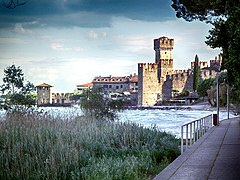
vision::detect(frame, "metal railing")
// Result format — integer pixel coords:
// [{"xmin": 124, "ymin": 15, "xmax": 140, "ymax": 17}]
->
[{"xmin": 181, "ymin": 114, "xmax": 213, "ymax": 154}]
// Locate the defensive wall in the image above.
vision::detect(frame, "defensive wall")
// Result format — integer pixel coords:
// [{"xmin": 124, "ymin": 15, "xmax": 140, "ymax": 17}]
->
[{"xmin": 137, "ymin": 36, "xmax": 222, "ymax": 106}]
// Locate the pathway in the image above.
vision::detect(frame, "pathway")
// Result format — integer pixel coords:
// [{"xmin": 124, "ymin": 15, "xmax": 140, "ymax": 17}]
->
[{"xmin": 154, "ymin": 117, "xmax": 240, "ymax": 180}]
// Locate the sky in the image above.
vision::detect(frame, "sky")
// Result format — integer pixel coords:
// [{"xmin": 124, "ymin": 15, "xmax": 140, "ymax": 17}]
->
[{"xmin": 0, "ymin": 0, "xmax": 220, "ymax": 93}]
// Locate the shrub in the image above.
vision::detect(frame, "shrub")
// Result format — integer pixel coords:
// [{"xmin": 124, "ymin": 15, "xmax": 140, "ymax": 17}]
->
[
  {"xmin": 79, "ymin": 88, "xmax": 124, "ymax": 121},
  {"xmin": 0, "ymin": 112, "xmax": 180, "ymax": 179}
]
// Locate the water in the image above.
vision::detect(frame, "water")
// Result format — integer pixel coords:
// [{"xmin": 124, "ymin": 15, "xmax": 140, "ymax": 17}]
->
[
  {"xmin": 0, "ymin": 107, "xmax": 237, "ymax": 137},
  {"xmin": 118, "ymin": 109, "xmax": 237, "ymax": 137}
]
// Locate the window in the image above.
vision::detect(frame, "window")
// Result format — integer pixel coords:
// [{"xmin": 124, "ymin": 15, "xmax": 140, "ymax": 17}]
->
[
  {"xmin": 109, "ymin": 85, "xmax": 112, "ymax": 88},
  {"xmin": 116, "ymin": 86, "xmax": 119, "ymax": 89},
  {"xmin": 120, "ymin": 85, "xmax": 123, "ymax": 88}
]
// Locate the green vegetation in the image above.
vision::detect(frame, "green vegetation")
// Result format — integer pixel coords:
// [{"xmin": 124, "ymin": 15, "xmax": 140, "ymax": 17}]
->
[
  {"xmin": 80, "ymin": 88, "xmax": 124, "ymax": 121},
  {"xmin": 0, "ymin": 112, "xmax": 180, "ymax": 179},
  {"xmin": 176, "ymin": 89, "xmax": 190, "ymax": 98},
  {"xmin": 0, "ymin": 65, "xmax": 36, "ymax": 112},
  {"xmin": 197, "ymin": 78, "xmax": 215, "ymax": 98},
  {"xmin": 193, "ymin": 55, "xmax": 200, "ymax": 92}
]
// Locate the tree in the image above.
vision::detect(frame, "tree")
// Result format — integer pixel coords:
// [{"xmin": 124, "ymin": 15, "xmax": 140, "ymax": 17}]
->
[
  {"xmin": 1, "ymin": 0, "xmax": 27, "ymax": 9},
  {"xmin": 0, "ymin": 65, "xmax": 36, "ymax": 112},
  {"xmin": 79, "ymin": 88, "xmax": 123, "ymax": 121},
  {"xmin": 193, "ymin": 54, "xmax": 200, "ymax": 92},
  {"xmin": 197, "ymin": 78, "xmax": 215, "ymax": 98},
  {"xmin": 171, "ymin": 0, "xmax": 240, "ymax": 91}
]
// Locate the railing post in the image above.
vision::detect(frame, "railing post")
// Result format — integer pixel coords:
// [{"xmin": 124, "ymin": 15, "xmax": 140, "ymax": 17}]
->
[
  {"xmin": 193, "ymin": 121, "xmax": 196, "ymax": 143},
  {"xmin": 181, "ymin": 125, "xmax": 184, "ymax": 154},
  {"xmin": 200, "ymin": 119, "xmax": 203, "ymax": 137},
  {"xmin": 181, "ymin": 114, "xmax": 213, "ymax": 154},
  {"xmin": 186, "ymin": 124, "xmax": 188, "ymax": 149},
  {"xmin": 204, "ymin": 117, "xmax": 207, "ymax": 133},
  {"xmin": 190, "ymin": 123, "xmax": 192, "ymax": 145},
  {"xmin": 196, "ymin": 120, "xmax": 199, "ymax": 140}
]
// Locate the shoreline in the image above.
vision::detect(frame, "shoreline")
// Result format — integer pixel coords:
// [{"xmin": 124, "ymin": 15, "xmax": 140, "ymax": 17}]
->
[{"xmin": 125, "ymin": 104, "xmax": 224, "ymax": 112}]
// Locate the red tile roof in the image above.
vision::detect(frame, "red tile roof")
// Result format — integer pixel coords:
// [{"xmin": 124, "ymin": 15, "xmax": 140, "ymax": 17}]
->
[
  {"xmin": 77, "ymin": 82, "xmax": 93, "ymax": 87},
  {"xmin": 36, "ymin": 83, "xmax": 53, "ymax": 87},
  {"xmin": 129, "ymin": 75, "xmax": 138, "ymax": 83}
]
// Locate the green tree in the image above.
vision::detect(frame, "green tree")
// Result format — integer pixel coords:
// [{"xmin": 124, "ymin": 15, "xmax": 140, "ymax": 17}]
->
[
  {"xmin": 193, "ymin": 54, "xmax": 200, "ymax": 92},
  {"xmin": 197, "ymin": 78, "xmax": 215, "ymax": 98},
  {"xmin": 79, "ymin": 88, "xmax": 123, "ymax": 121},
  {"xmin": 171, "ymin": 0, "xmax": 240, "ymax": 91},
  {"xmin": 0, "ymin": 65, "xmax": 36, "ymax": 112}
]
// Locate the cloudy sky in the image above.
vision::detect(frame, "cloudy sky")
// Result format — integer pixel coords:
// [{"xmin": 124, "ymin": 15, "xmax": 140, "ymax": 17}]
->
[{"xmin": 0, "ymin": 0, "xmax": 220, "ymax": 92}]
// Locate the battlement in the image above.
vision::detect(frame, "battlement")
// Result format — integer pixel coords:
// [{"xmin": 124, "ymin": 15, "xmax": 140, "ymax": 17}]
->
[
  {"xmin": 171, "ymin": 69, "xmax": 192, "ymax": 79},
  {"xmin": 173, "ymin": 69, "xmax": 189, "ymax": 74},
  {"xmin": 154, "ymin": 36, "xmax": 174, "ymax": 50},
  {"xmin": 210, "ymin": 59, "xmax": 222, "ymax": 65},
  {"xmin": 191, "ymin": 61, "xmax": 208, "ymax": 69},
  {"xmin": 138, "ymin": 63, "xmax": 158, "ymax": 72},
  {"xmin": 159, "ymin": 59, "xmax": 173, "ymax": 65}
]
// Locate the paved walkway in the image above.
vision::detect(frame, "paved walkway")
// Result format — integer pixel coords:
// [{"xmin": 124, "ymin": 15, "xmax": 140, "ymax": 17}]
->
[{"xmin": 154, "ymin": 117, "xmax": 240, "ymax": 180}]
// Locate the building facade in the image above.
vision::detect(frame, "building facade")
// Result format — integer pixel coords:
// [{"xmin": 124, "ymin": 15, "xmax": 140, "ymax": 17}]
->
[
  {"xmin": 92, "ymin": 74, "xmax": 138, "ymax": 94},
  {"xmin": 92, "ymin": 74, "xmax": 138, "ymax": 105}
]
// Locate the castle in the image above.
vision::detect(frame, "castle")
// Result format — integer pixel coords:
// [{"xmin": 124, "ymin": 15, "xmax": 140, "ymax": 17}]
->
[
  {"xmin": 36, "ymin": 36, "xmax": 222, "ymax": 107},
  {"xmin": 137, "ymin": 36, "xmax": 222, "ymax": 106},
  {"xmin": 36, "ymin": 83, "xmax": 72, "ymax": 106}
]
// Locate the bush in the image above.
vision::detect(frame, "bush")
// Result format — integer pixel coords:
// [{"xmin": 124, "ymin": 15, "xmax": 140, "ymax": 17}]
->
[
  {"xmin": 79, "ymin": 88, "xmax": 124, "ymax": 121},
  {"xmin": 0, "ymin": 112, "xmax": 180, "ymax": 179}
]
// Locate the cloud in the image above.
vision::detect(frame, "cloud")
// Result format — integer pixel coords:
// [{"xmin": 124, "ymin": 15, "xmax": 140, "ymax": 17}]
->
[
  {"xmin": 112, "ymin": 35, "xmax": 152, "ymax": 55},
  {"xmin": 50, "ymin": 43, "xmax": 83, "ymax": 52},
  {"xmin": 0, "ymin": 37, "xmax": 23, "ymax": 44},
  {"xmin": 87, "ymin": 30, "xmax": 107, "ymax": 40},
  {"xmin": 14, "ymin": 23, "xmax": 32, "ymax": 35},
  {"xmin": 0, "ymin": 0, "xmax": 175, "ymax": 29}
]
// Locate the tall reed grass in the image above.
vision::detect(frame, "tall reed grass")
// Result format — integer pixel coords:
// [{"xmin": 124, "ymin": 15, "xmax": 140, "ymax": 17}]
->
[{"xmin": 0, "ymin": 111, "xmax": 180, "ymax": 179}]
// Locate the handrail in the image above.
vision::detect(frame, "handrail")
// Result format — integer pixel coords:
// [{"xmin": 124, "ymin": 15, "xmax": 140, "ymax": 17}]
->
[{"xmin": 181, "ymin": 114, "xmax": 213, "ymax": 154}]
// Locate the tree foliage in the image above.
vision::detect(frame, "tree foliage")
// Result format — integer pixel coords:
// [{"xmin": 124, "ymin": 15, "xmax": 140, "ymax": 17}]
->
[
  {"xmin": 1, "ymin": 0, "xmax": 27, "ymax": 9},
  {"xmin": 197, "ymin": 78, "xmax": 215, "ymax": 98},
  {"xmin": 171, "ymin": 0, "xmax": 240, "ymax": 91},
  {"xmin": 193, "ymin": 54, "xmax": 200, "ymax": 92},
  {"xmin": 0, "ymin": 65, "xmax": 36, "ymax": 112},
  {"xmin": 79, "ymin": 88, "xmax": 124, "ymax": 121}
]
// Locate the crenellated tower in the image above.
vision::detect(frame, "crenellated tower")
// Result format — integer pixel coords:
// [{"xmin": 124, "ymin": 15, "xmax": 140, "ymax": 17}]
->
[
  {"xmin": 138, "ymin": 63, "xmax": 163, "ymax": 106},
  {"xmin": 154, "ymin": 37, "xmax": 174, "ymax": 81}
]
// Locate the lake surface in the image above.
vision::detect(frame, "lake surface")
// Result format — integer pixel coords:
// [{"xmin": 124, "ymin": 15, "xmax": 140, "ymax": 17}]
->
[
  {"xmin": 0, "ymin": 107, "xmax": 237, "ymax": 137},
  {"xmin": 118, "ymin": 109, "xmax": 236, "ymax": 137}
]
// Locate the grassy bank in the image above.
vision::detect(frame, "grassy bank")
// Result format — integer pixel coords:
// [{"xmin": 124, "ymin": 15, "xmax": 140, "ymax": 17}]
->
[{"xmin": 0, "ymin": 112, "xmax": 180, "ymax": 179}]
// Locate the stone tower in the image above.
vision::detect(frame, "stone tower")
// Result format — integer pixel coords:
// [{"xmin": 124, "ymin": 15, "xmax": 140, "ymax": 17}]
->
[
  {"xmin": 154, "ymin": 37, "xmax": 174, "ymax": 81},
  {"xmin": 138, "ymin": 63, "xmax": 163, "ymax": 106},
  {"xmin": 36, "ymin": 83, "xmax": 53, "ymax": 106}
]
